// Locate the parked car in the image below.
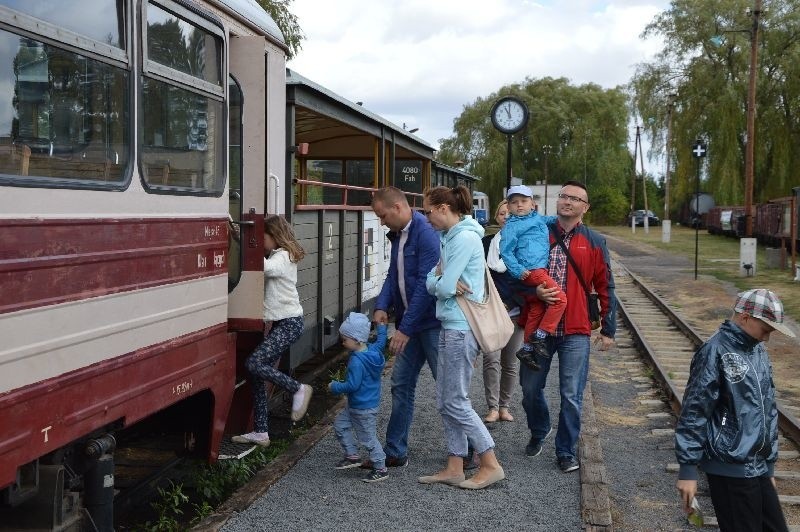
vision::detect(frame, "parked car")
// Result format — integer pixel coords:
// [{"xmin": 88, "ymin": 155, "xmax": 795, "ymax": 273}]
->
[{"xmin": 628, "ymin": 209, "xmax": 660, "ymax": 226}]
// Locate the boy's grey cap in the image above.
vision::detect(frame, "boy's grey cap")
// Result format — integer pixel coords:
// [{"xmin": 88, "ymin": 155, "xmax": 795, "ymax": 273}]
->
[
  {"xmin": 339, "ymin": 312, "xmax": 371, "ymax": 343},
  {"xmin": 506, "ymin": 185, "xmax": 532, "ymax": 199}
]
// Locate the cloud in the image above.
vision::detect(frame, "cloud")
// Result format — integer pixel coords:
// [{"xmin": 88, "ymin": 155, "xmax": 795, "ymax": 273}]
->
[{"xmin": 288, "ymin": 0, "xmax": 669, "ymax": 149}]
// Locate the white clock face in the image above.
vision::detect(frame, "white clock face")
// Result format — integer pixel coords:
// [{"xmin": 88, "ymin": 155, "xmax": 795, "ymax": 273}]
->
[{"xmin": 493, "ymin": 99, "xmax": 526, "ymax": 133}]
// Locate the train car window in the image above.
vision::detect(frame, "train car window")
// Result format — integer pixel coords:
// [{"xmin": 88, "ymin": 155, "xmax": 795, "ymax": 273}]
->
[
  {"xmin": 0, "ymin": 31, "xmax": 130, "ymax": 186},
  {"xmin": 0, "ymin": 0, "xmax": 126, "ymax": 50},
  {"xmin": 140, "ymin": 78, "xmax": 224, "ymax": 194},
  {"xmin": 145, "ymin": 2, "xmax": 221, "ymax": 86},
  {"xmin": 228, "ymin": 76, "xmax": 243, "ymax": 291},
  {"xmin": 345, "ymin": 160, "xmax": 374, "ymax": 206},
  {"xmin": 305, "ymin": 160, "xmax": 343, "ymax": 205},
  {"xmin": 140, "ymin": 0, "xmax": 225, "ymax": 195}
]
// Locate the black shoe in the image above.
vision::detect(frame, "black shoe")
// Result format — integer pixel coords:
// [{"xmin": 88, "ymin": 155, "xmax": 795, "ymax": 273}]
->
[
  {"xmin": 362, "ymin": 468, "xmax": 389, "ymax": 483},
  {"xmin": 529, "ymin": 338, "xmax": 551, "ymax": 360},
  {"xmin": 334, "ymin": 457, "xmax": 362, "ymax": 470},
  {"xmin": 516, "ymin": 346, "xmax": 541, "ymax": 371},
  {"xmin": 525, "ymin": 428, "xmax": 553, "ymax": 457},
  {"xmin": 359, "ymin": 459, "xmax": 373, "ymax": 470},
  {"xmin": 557, "ymin": 456, "xmax": 580, "ymax": 473},
  {"xmin": 385, "ymin": 455, "xmax": 409, "ymax": 467}
]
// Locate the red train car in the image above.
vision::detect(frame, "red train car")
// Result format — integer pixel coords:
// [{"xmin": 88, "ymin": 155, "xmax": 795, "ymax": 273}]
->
[{"xmin": 0, "ymin": 0, "xmax": 288, "ymax": 528}]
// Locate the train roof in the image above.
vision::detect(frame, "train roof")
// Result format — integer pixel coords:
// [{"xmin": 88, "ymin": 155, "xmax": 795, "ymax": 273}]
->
[
  {"xmin": 431, "ymin": 161, "xmax": 482, "ymax": 183},
  {"xmin": 286, "ymin": 68, "xmax": 434, "ymax": 159},
  {"xmin": 213, "ymin": 0, "xmax": 285, "ymax": 44}
]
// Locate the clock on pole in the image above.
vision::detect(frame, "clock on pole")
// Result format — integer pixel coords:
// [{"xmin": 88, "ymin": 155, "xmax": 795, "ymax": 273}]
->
[{"xmin": 490, "ymin": 96, "xmax": 529, "ymax": 191}]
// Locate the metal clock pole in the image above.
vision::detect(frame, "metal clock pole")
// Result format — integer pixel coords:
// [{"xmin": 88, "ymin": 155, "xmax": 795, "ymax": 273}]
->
[{"xmin": 506, "ymin": 134, "xmax": 513, "ymax": 192}]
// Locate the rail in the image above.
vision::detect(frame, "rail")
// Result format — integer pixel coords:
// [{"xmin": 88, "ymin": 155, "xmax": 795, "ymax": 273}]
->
[
  {"xmin": 614, "ymin": 260, "xmax": 800, "ymax": 447},
  {"xmin": 293, "ymin": 178, "xmax": 424, "ymax": 210}
]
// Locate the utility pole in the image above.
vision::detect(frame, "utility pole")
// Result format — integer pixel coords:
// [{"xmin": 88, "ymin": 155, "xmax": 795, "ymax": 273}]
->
[
  {"xmin": 542, "ymin": 144, "xmax": 552, "ymax": 215},
  {"xmin": 638, "ymin": 126, "xmax": 649, "ymax": 233},
  {"xmin": 663, "ymin": 94, "xmax": 676, "ymax": 243},
  {"xmin": 744, "ymin": 0, "xmax": 762, "ymax": 237},
  {"xmin": 630, "ymin": 127, "xmax": 638, "ymax": 232}
]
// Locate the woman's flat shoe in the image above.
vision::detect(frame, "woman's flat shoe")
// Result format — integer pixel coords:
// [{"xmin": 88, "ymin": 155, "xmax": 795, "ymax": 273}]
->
[
  {"xmin": 484, "ymin": 409, "xmax": 500, "ymax": 423},
  {"xmin": 418, "ymin": 473, "xmax": 465, "ymax": 486},
  {"xmin": 458, "ymin": 467, "xmax": 505, "ymax": 490},
  {"xmin": 499, "ymin": 408, "xmax": 514, "ymax": 422}
]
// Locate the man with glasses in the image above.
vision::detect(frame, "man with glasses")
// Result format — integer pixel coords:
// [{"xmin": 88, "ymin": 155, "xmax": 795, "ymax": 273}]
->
[
  {"xmin": 369, "ymin": 186, "xmax": 441, "ymax": 467},
  {"xmin": 522, "ymin": 180, "xmax": 616, "ymax": 473}
]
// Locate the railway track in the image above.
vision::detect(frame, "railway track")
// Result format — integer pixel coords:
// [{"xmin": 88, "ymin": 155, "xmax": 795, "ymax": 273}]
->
[{"xmin": 612, "ymin": 258, "xmax": 800, "ymax": 527}]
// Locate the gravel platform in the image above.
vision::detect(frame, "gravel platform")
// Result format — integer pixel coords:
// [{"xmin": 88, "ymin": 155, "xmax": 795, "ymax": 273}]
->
[{"xmin": 220, "ymin": 356, "xmax": 583, "ymax": 532}]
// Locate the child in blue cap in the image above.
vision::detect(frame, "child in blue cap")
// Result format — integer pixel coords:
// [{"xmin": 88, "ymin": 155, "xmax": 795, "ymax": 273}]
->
[
  {"xmin": 329, "ymin": 312, "xmax": 389, "ymax": 482},
  {"xmin": 500, "ymin": 185, "xmax": 567, "ymax": 369}
]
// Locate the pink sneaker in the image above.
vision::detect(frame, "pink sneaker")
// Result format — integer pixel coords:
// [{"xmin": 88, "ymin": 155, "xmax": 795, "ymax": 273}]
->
[
  {"xmin": 231, "ymin": 431, "xmax": 270, "ymax": 447},
  {"xmin": 291, "ymin": 384, "xmax": 313, "ymax": 421}
]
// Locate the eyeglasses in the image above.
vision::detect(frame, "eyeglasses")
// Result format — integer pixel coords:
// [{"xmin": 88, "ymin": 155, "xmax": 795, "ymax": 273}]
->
[
  {"xmin": 422, "ymin": 205, "xmax": 440, "ymax": 216},
  {"xmin": 557, "ymin": 193, "xmax": 588, "ymax": 204}
]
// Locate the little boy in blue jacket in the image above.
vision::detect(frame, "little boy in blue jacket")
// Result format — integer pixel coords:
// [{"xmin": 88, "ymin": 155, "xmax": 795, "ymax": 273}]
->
[{"xmin": 329, "ymin": 312, "xmax": 388, "ymax": 483}]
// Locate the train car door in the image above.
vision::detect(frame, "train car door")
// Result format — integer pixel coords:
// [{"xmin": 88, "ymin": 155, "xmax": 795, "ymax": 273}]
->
[{"xmin": 227, "ymin": 36, "xmax": 267, "ymax": 331}]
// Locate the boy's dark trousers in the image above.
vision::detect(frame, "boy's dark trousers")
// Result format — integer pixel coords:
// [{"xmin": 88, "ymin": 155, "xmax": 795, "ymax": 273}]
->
[{"xmin": 707, "ymin": 473, "xmax": 788, "ymax": 532}]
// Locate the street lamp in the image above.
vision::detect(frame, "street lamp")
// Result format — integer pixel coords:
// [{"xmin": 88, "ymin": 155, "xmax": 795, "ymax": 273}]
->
[{"xmin": 542, "ymin": 144, "xmax": 552, "ymax": 215}]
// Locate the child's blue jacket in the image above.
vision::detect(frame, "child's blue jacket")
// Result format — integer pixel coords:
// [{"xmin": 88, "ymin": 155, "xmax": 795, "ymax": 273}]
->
[
  {"xmin": 330, "ymin": 324, "xmax": 387, "ymax": 409},
  {"xmin": 500, "ymin": 211, "xmax": 556, "ymax": 279}
]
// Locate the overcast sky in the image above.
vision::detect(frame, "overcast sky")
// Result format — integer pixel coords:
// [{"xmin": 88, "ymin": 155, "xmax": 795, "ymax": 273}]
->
[{"xmin": 287, "ymin": 0, "xmax": 670, "ymax": 167}]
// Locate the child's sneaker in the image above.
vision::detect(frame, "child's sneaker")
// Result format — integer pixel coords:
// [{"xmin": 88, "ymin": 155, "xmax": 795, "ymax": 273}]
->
[
  {"xmin": 362, "ymin": 468, "xmax": 389, "ymax": 483},
  {"xmin": 231, "ymin": 431, "xmax": 270, "ymax": 447},
  {"xmin": 291, "ymin": 384, "xmax": 313, "ymax": 421},
  {"xmin": 334, "ymin": 456, "xmax": 362, "ymax": 470},
  {"xmin": 515, "ymin": 346, "xmax": 541, "ymax": 371}
]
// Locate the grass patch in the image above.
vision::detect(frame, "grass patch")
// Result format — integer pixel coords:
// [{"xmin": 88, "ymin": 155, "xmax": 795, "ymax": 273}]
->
[{"xmin": 597, "ymin": 225, "xmax": 800, "ymax": 322}]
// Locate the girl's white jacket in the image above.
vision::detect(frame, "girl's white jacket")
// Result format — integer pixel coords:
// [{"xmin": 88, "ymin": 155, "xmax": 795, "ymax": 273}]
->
[{"xmin": 263, "ymin": 248, "xmax": 303, "ymax": 321}]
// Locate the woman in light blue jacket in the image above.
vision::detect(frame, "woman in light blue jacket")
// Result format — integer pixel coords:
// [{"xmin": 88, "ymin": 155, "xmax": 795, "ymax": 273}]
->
[{"xmin": 419, "ymin": 185, "xmax": 505, "ymax": 490}]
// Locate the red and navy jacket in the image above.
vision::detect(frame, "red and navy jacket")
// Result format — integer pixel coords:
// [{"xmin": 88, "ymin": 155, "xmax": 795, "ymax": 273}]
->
[{"xmin": 547, "ymin": 220, "xmax": 616, "ymax": 339}]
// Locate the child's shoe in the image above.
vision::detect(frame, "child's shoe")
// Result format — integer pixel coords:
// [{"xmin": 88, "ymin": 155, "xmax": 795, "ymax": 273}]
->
[
  {"xmin": 291, "ymin": 384, "xmax": 313, "ymax": 421},
  {"xmin": 362, "ymin": 468, "xmax": 389, "ymax": 483},
  {"xmin": 334, "ymin": 456, "xmax": 362, "ymax": 470},
  {"xmin": 515, "ymin": 345, "xmax": 541, "ymax": 371},
  {"xmin": 529, "ymin": 338, "xmax": 551, "ymax": 360},
  {"xmin": 231, "ymin": 431, "xmax": 270, "ymax": 447}
]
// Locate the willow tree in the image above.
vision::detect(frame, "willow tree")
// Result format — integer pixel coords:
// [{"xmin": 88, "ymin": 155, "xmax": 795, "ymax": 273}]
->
[
  {"xmin": 256, "ymin": 0, "xmax": 305, "ymax": 58},
  {"xmin": 437, "ymin": 77, "xmax": 631, "ymax": 224},
  {"xmin": 631, "ymin": 0, "xmax": 800, "ymax": 214}
]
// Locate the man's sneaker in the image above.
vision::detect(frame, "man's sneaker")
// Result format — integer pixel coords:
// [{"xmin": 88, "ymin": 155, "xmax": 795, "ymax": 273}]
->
[
  {"xmin": 385, "ymin": 455, "xmax": 409, "ymax": 467},
  {"xmin": 515, "ymin": 346, "xmax": 541, "ymax": 371},
  {"xmin": 362, "ymin": 468, "xmax": 389, "ymax": 483},
  {"xmin": 231, "ymin": 431, "xmax": 270, "ymax": 447},
  {"xmin": 334, "ymin": 456, "xmax": 362, "ymax": 470},
  {"xmin": 291, "ymin": 384, "xmax": 313, "ymax": 421},
  {"xmin": 529, "ymin": 338, "xmax": 551, "ymax": 360},
  {"xmin": 558, "ymin": 456, "xmax": 580, "ymax": 473},
  {"xmin": 525, "ymin": 428, "xmax": 553, "ymax": 457}
]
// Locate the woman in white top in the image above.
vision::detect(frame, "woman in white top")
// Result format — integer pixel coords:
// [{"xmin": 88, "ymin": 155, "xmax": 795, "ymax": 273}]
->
[
  {"xmin": 482, "ymin": 200, "xmax": 524, "ymax": 423},
  {"xmin": 232, "ymin": 216, "xmax": 312, "ymax": 447}
]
